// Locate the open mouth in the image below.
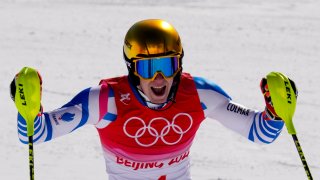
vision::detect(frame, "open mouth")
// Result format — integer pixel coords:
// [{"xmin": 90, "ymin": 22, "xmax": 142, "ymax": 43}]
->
[{"xmin": 151, "ymin": 86, "xmax": 166, "ymax": 96}]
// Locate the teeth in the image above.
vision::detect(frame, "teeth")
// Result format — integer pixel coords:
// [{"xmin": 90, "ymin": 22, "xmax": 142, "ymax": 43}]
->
[{"xmin": 153, "ymin": 86, "xmax": 164, "ymax": 89}]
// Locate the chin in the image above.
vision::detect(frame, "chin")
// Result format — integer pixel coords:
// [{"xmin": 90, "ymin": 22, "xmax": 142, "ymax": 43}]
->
[
  {"xmin": 150, "ymin": 95, "xmax": 168, "ymax": 104},
  {"xmin": 151, "ymin": 99, "xmax": 166, "ymax": 104}
]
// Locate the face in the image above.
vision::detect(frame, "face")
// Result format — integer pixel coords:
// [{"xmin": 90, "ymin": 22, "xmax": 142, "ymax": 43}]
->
[{"xmin": 138, "ymin": 73, "xmax": 174, "ymax": 104}]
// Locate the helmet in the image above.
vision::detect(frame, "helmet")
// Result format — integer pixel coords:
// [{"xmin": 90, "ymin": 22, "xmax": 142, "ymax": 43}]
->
[
  {"xmin": 124, "ymin": 19, "xmax": 183, "ymax": 60},
  {"xmin": 123, "ymin": 19, "xmax": 184, "ymax": 104}
]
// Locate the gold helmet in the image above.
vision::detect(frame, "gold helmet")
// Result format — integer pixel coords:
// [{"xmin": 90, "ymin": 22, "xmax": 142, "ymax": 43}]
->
[{"xmin": 124, "ymin": 19, "xmax": 183, "ymax": 60}]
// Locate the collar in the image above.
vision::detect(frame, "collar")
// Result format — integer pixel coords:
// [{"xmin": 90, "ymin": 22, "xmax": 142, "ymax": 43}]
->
[{"xmin": 137, "ymin": 88, "xmax": 168, "ymax": 110}]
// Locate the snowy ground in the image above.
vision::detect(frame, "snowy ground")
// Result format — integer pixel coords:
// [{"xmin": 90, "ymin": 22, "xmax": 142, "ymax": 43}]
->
[{"xmin": 0, "ymin": 0, "xmax": 319, "ymax": 179}]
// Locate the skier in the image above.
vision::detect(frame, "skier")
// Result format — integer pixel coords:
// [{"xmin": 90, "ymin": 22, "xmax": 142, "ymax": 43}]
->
[{"xmin": 10, "ymin": 19, "xmax": 297, "ymax": 180}]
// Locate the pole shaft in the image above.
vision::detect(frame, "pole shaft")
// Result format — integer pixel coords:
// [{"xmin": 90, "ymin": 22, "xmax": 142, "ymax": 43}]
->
[
  {"xmin": 29, "ymin": 136, "xmax": 34, "ymax": 180},
  {"xmin": 292, "ymin": 134, "xmax": 312, "ymax": 180}
]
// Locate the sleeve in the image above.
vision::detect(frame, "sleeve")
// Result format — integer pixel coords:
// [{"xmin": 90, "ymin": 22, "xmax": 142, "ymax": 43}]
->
[
  {"xmin": 17, "ymin": 84, "xmax": 117, "ymax": 144},
  {"xmin": 194, "ymin": 76, "xmax": 284, "ymax": 144}
]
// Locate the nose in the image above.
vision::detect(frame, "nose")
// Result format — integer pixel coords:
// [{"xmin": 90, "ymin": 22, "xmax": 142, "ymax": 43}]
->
[{"xmin": 153, "ymin": 72, "xmax": 165, "ymax": 80}]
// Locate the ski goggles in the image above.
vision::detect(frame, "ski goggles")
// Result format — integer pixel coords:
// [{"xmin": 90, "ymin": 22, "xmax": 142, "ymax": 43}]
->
[{"xmin": 133, "ymin": 56, "xmax": 181, "ymax": 80}]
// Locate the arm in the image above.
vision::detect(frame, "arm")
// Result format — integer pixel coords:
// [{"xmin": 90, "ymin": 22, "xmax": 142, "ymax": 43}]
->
[
  {"xmin": 17, "ymin": 84, "xmax": 116, "ymax": 144},
  {"xmin": 194, "ymin": 76, "xmax": 284, "ymax": 144},
  {"xmin": 17, "ymin": 86, "xmax": 98, "ymax": 144}
]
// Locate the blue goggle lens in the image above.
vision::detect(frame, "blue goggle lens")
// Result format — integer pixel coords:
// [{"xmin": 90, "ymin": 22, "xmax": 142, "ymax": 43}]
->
[{"xmin": 135, "ymin": 56, "xmax": 180, "ymax": 79}]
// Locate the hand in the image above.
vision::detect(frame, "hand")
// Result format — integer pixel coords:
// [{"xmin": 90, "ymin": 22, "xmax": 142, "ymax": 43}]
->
[{"xmin": 260, "ymin": 77, "xmax": 298, "ymax": 120}]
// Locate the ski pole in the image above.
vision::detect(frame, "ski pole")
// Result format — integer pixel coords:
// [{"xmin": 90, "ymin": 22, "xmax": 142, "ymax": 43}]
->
[
  {"xmin": 28, "ymin": 136, "xmax": 35, "ymax": 180},
  {"xmin": 14, "ymin": 67, "xmax": 41, "ymax": 180},
  {"xmin": 267, "ymin": 72, "xmax": 313, "ymax": 180}
]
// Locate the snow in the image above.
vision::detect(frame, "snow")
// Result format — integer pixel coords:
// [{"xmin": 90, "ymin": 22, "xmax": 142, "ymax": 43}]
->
[{"xmin": 0, "ymin": 0, "xmax": 319, "ymax": 179}]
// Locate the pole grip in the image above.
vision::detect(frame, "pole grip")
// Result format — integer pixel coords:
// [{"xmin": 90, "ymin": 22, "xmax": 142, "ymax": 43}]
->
[{"xmin": 14, "ymin": 67, "xmax": 41, "ymax": 137}]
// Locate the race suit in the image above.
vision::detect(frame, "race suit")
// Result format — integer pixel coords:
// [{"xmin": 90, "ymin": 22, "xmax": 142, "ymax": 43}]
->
[{"xmin": 16, "ymin": 73, "xmax": 284, "ymax": 180}]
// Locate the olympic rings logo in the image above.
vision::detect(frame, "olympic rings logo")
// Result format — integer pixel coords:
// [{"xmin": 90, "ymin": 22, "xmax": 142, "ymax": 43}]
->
[{"xmin": 123, "ymin": 113, "xmax": 193, "ymax": 147}]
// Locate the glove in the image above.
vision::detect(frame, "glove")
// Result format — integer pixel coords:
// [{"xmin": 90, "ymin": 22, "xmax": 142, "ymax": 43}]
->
[
  {"xmin": 10, "ymin": 71, "xmax": 43, "ymax": 112},
  {"xmin": 260, "ymin": 77, "xmax": 298, "ymax": 120}
]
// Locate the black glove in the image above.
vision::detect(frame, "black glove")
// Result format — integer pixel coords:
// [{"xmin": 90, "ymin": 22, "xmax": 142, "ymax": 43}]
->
[
  {"xmin": 10, "ymin": 76, "xmax": 16, "ymax": 102},
  {"xmin": 260, "ymin": 77, "xmax": 298, "ymax": 120}
]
